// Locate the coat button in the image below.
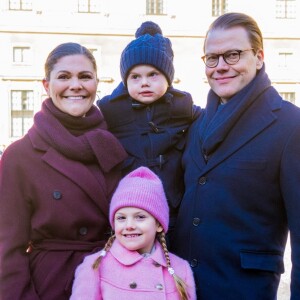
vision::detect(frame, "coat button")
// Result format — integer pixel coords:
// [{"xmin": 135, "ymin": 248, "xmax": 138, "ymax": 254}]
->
[
  {"xmin": 190, "ymin": 259, "xmax": 198, "ymax": 268},
  {"xmin": 129, "ymin": 282, "xmax": 137, "ymax": 289},
  {"xmin": 155, "ymin": 283, "xmax": 164, "ymax": 290},
  {"xmin": 52, "ymin": 190, "xmax": 62, "ymax": 200},
  {"xmin": 79, "ymin": 227, "xmax": 88, "ymax": 236},
  {"xmin": 198, "ymin": 176, "xmax": 207, "ymax": 185},
  {"xmin": 192, "ymin": 217, "xmax": 201, "ymax": 226}
]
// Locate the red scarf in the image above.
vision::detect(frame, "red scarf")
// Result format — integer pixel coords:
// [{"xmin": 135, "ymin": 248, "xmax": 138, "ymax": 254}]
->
[{"xmin": 29, "ymin": 98, "xmax": 127, "ymax": 172}]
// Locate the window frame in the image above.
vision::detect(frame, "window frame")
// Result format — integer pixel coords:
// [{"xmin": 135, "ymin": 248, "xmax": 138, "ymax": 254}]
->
[
  {"xmin": 78, "ymin": 0, "xmax": 101, "ymax": 13},
  {"xmin": 10, "ymin": 90, "xmax": 34, "ymax": 138},
  {"xmin": 277, "ymin": 48, "xmax": 294, "ymax": 68},
  {"xmin": 9, "ymin": 0, "xmax": 33, "ymax": 11},
  {"xmin": 275, "ymin": 0, "xmax": 296, "ymax": 19},
  {"xmin": 212, "ymin": 0, "xmax": 228, "ymax": 17},
  {"xmin": 146, "ymin": 0, "xmax": 167, "ymax": 16},
  {"xmin": 279, "ymin": 91, "xmax": 295, "ymax": 104},
  {"xmin": 12, "ymin": 46, "xmax": 32, "ymax": 65}
]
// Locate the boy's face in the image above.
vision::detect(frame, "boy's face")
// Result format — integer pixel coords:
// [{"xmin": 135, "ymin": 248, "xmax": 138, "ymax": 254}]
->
[{"xmin": 126, "ymin": 65, "xmax": 169, "ymax": 104}]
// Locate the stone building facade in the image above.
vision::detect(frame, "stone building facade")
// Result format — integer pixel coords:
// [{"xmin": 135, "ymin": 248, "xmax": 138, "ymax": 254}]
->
[{"xmin": 1, "ymin": 0, "xmax": 300, "ymax": 148}]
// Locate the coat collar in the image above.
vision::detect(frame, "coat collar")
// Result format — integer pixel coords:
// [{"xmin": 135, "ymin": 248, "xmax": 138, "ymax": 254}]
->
[
  {"xmin": 110, "ymin": 239, "xmax": 167, "ymax": 267},
  {"xmin": 28, "ymin": 132, "xmax": 110, "ymax": 216},
  {"xmin": 200, "ymin": 64, "xmax": 271, "ymax": 156},
  {"xmin": 190, "ymin": 85, "xmax": 282, "ymax": 176}
]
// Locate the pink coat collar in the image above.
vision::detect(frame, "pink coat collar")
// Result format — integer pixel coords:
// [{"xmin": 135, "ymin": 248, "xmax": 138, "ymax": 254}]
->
[{"xmin": 110, "ymin": 239, "xmax": 167, "ymax": 267}]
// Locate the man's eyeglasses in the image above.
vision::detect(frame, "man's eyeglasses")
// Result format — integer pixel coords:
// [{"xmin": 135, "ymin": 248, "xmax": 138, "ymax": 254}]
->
[{"xmin": 201, "ymin": 48, "xmax": 254, "ymax": 68}]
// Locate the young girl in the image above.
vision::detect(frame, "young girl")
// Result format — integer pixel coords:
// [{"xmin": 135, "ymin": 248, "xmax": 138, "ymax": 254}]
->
[{"xmin": 71, "ymin": 166, "xmax": 196, "ymax": 300}]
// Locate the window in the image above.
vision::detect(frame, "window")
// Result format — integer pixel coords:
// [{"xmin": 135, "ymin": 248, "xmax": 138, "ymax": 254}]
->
[
  {"xmin": 276, "ymin": 0, "xmax": 296, "ymax": 19},
  {"xmin": 279, "ymin": 92, "xmax": 295, "ymax": 104},
  {"xmin": 78, "ymin": 0, "xmax": 101, "ymax": 13},
  {"xmin": 146, "ymin": 0, "xmax": 166, "ymax": 15},
  {"xmin": 212, "ymin": 0, "xmax": 227, "ymax": 17},
  {"xmin": 9, "ymin": 0, "xmax": 32, "ymax": 11},
  {"xmin": 13, "ymin": 46, "xmax": 31, "ymax": 64},
  {"xmin": 278, "ymin": 51, "xmax": 293, "ymax": 68},
  {"xmin": 10, "ymin": 90, "xmax": 34, "ymax": 138}
]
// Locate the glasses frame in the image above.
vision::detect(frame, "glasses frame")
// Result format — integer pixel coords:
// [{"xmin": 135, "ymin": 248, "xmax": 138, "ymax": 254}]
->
[{"xmin": 201, "ymin": 48, "xmax": 255, "ymax": 68}]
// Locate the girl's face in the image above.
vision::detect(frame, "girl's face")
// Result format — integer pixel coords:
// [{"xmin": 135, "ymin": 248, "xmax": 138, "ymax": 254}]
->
[
  {"xmin": 126, "ymin": 65, "xmax": 169, "ymax": 105},
  {"xmin": 114, "ymin": 207, "xmax": 163, "ymax": 254},
  {"xmin": 42, "ymin": 54, "xmax": 98, "ymax": 117}
]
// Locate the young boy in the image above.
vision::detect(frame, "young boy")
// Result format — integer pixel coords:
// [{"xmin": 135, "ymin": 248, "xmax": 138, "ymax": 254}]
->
[{"xmin": 97, "ymin": 21, "xmax": 200, "ymax": 235}]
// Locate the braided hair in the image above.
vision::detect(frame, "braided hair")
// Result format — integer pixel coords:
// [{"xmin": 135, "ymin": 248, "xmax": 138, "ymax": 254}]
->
[{"xmin": 93, "ymin": 232, "xmax": 190, "ymax": 300}]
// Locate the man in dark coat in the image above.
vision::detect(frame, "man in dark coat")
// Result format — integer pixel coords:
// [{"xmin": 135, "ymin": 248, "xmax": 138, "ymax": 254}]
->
[{"xmin": 172, "ymin": 12, "xmax": 300, "ymax": 300}]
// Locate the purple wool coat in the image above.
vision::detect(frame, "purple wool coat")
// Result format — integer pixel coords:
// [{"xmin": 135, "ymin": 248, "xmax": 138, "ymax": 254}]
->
[
  {"xmin": 0, "ymin": 124, "xmax": 126, "ymax": 299},
  {"xmin": 71, "ymin": 240, "xmax": 196, "ymax": 300}
]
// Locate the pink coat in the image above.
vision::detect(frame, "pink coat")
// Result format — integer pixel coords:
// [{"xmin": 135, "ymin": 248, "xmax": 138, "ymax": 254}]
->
[{"xmin": 71, "ymin": 240, "xmax": 196, "ymax": 300}]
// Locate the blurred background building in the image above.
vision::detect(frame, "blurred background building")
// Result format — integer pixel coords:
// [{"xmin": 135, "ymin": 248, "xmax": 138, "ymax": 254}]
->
[
  {"xmin": 0, "ymin": 1, "xmax": 295, "ymax": 297},
  {"xmin": 1, "ymin": 0, "xmax": 300, "ymax": 149}
]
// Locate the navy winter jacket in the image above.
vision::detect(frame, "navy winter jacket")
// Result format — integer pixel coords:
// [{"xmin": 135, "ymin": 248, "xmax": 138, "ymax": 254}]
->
[
  {"xmin": 97, "ymin": 82, "xmax": 200, "ymax": 226},
  {"xmin": 172, "ymin": 65, "xmax": 300, "ymax": 299}
]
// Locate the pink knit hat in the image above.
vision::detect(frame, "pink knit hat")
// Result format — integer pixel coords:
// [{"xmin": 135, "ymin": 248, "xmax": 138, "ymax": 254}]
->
[{"xmin": 109, "ymin": 167, "xmax": 169, "ymax": 232}]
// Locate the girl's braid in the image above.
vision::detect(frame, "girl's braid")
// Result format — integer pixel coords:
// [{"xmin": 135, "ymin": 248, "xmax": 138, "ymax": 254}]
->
[
  {"xmin": 157, "ymin": 232, "xmax": 189, "ymax": 300},
  {"xmin": 92, "ymin": 235, "xmax": 116, "ymax": 269}
]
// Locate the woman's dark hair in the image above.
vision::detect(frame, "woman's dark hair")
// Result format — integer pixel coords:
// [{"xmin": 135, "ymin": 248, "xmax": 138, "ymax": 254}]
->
[
  {"xmin": 44, "ymin": 42, "xmax": 97, "ymax": 80},
  {"xmin": 204, "ymin": 12, "xmax": 263, "ymax": 52}
]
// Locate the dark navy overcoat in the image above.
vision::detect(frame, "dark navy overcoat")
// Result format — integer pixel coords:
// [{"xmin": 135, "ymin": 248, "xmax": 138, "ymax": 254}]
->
[{"xmin": 172, "ymin": 67, "xmax": 300, "ymax": 300}]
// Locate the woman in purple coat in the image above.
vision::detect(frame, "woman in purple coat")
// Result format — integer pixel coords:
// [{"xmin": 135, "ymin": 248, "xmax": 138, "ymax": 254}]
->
[{"xmin": 0, "ymin": 42, "xmax": 127, "ymax": 300}]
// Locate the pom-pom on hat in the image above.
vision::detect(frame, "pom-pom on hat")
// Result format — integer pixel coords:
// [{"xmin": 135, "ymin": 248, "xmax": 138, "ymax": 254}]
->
[
  {"xmin": 120, "ymin": 21, "xmax": 175, "ymax": 85},
  {"xmin": 109, "ymin": 166, "xmax": 169, "ymax": 233}
]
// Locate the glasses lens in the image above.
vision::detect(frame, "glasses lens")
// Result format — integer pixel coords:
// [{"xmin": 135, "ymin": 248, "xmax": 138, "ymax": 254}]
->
[
  {"xmin": 224, "ymin": 51, "xmax": 240, "ymax": 64},
  {"xmin": 205, "ymin": 54, "xmax": 218, "ymax": 67}
]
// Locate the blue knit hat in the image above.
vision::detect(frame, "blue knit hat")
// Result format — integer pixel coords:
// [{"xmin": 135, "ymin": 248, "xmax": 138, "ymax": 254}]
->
[{"xmin": 120, "ymin": 21, "xmax": 174, "ymax": 85}]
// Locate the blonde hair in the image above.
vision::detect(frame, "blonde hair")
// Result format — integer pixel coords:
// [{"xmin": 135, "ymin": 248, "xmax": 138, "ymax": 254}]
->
[
  {"xmin": 157, "ymin": 231, "xmax": 189, "ymax": 300},
  {"xmin": 92, "ymin": 234, "xmax": 116, "ymax": 269},
  {"xmin": 204, "ymin": 12, "xmax": 263, "ymax": 53},
  {"xmin": 93, "ymin": 232, "xmax": 190, "ymax": 300}
]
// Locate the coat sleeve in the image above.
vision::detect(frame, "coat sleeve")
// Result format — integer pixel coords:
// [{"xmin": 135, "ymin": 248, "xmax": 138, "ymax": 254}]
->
[
  {"xmin": 0, "ymin": 144, "xmax": 40, "ymax": 300},
  {"xmin": 192, "ymin": 104, "xmax": 202, "ymax": 121},
  {"xmin": 280, "ymin": 122, "xmax": 300, "ymax": 299},
  {"xmin": 70, "ymin": 251, "xmax": 103, "ymax": 300}
]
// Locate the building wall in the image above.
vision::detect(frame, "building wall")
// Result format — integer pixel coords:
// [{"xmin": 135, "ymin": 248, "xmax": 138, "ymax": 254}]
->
[{"xmin": 1, "ymin": 0, "xmax": 300, "ymax": 148}]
